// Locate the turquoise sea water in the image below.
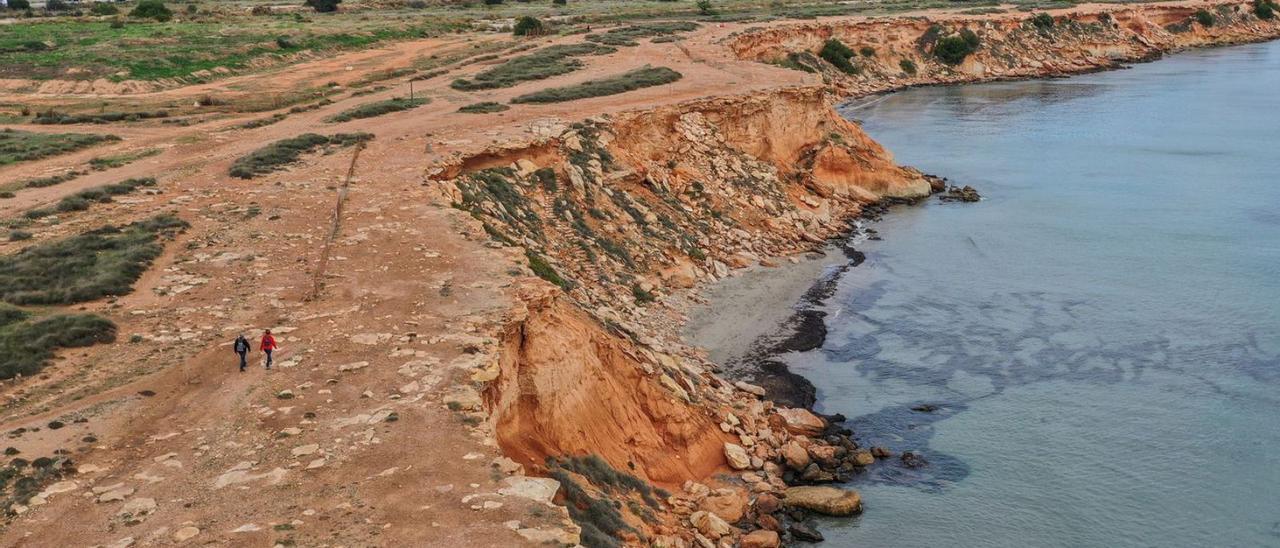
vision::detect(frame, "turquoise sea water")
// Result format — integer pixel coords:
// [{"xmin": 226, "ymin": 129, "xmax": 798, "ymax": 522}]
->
[{"xmin": 790, "ymin": 41, "xmax": 1280, "ymax": 546}]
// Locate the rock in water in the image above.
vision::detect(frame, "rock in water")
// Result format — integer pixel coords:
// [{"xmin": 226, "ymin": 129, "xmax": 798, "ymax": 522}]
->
[
  {"xmin": 789, "ymin": 522, "xmax": 825, "ymax": 542},
  {"xmin": 783, "ymin": 486, "xmax": 862, "ymax": 516}
]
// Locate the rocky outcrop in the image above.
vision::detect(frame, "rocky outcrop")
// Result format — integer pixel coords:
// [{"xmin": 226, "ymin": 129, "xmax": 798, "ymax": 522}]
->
[{"xmin": 729, "ymin": 1, "xmax": 1280, "ymax": 97}]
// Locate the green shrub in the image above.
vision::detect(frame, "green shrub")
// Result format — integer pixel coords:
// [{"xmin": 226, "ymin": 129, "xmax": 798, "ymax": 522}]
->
[
  {"xmin": 0, "ymin": 130, "xmax": 120, "ymax": 166},
  {"xmin": 24, "ymin": 178, "xmax": 159, "ymax": 219},
  {"xmin": 451, "ymin": 44, "xmax": 615, "ymax": 91},
  {"xmin": 900, "ymin": 58, "xmax": 918, "ymax": 75},
  {"xmin": 586, "ymin": 21, "xmax": 699, "ymax": 47},
  {"xmin": 325, "ymin": 97, "xmax": 427, "ymax": 122},
  {"xmin": 241, "ymin": 113, "xmax": 288, "ymax": 129},
  {"xmin": 129, "ymin": 0, "xmax": 172, "ymax": 21},
  {"xmin": 14, "ymin": 170, "xmax": 83, "ymax": 190},
  {"xmin": 819, "ymin": 38, "xmax": 859, "ymax": 74},
  {"xmin": 305, "ymin": 0, "xmax": 342, "ymax": 12},
  {"xmin": 0, "ymin": 306, "xmax": 116, "ymax": 379},
  {"xmin": 229, "ymin": 133, "xmax": 372, "ymax": 179},
  {"xmin": 526, "ymin": 250, "xmax": 573, "ymax": 290},
  {"xmin": 1253, "ymin": 0, "xmax": 1276, "ymax": 19},
  {"xmin": 1193, "ymin": 9, "xmax": 1216, "ymax": 26},
  {"xmin": 8, "ymin": 231, "xmax": 31, "ymax": 242},
  {"xmin": 859, "ymin": 46, "xmax": 876, "ymax": 57},
  {"xmin": 0, "ymin": 215, "xmax": 186, "ymax": 306},
  {"xmin": 90, "ymin": 2, "xmax": 118, "ymax": 15},
  {"xmin": 510, "ymin": 66, "xmax": 681, "ymax": 104},
  {"xmin": 631, "ymin": 284, "xmax": 655, "ymax": 304},
  {"xmin": 32, "ymin": 110, "xmax": 169, "ymax": 124},
  {"xmin": 276, "ymin": 36, "xmax": 297, "ymax": 49},
  {"xmin": 1030, "ymin": 13, "xmax": 1055, "ymax": 30},
  {"xmin": 458, "ymin": 102, "xmax": 510, "ymax": 114},
  {"xmin": 7, "ymin": 0, "xmax": 30, "ymax": 9},
  {"xmin": 696, "ymin": 0, "xmax": 714, "ymax": 15},
  {"xmin": 934, "ymin": 29, "xmax": 980, "ymax": 65},
  {"xmin": 553, "ymin": 0, "xmax": 566, "ymax": 5},
  {"xmin": 513, "ymin": 16, "xmax": 545, "ymax": 36},
  {"xmin": 45, "ymin": 0, "xmax": 68, "ymax": 10}
]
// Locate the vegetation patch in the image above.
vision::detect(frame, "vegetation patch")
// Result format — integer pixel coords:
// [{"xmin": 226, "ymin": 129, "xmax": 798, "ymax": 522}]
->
[
  {"xmin": 1030, "ymin": 13, "xmax": 1056, "ymax": 31},
  {"xmin": 3, "ymin": 170, "xmax": 84, "ymax": 192},
  {"xmin": 32, "ymin": 110, "xmax": 169, "ymax": 125},
  {"xmin": 526, "ymin": 249, "xmax": 574, "ymax": 291},
  {"xmin": 513, "ymin": 16, "xmax": 546, "ymax": 37},
  {"xmin": 1194, "ymin": 9, "xmax": 1217, "ymax": 26},
  {"xmin": 900, "ymin": 58, "xmax": 918, "ymax": 75},
  {"xmin": 88, "ymin": 148, "xmax": 161, "ymax": 171},
  {"xmin": 450, "ymin": 43, "xmax": 615, "ymax": 91},
  {"xmin": 546, "ymin": 455, "xmax": 672, "ymax": 548},
  {"xmin": 818, "ymin": 38, "xmax": 860, "ymax": 74},
  {"xmin": 1255, "ymin": 0, "xmax": 1277, "ymax": 20},
  {"xmin": 0, "ymin": 214, "xmax": 186, "ymax": 306},
  {"xmin": 0, "ymin": 129, "xmax": 120, "ymax": 166},
  {"xmin": 325, "ymin": 97, "xmax": 428, "ymax": 123},
  {"xmin": 585, "ymin": 21, "xmax": 698, "ymax": 47},
  {"xmin": 229, "ymin": 133, "xmax": 373, "ymax": 179},
  {"xmin": 510, "ymin": 66, "xmax": 681, "ymax": 104},
  {"xmin": 772, "ymin": 51, "xmax": 820, "ymax": 73},
  {"xmin": 240, "ymin": 113, "xmax": 288, "ymax": 129},
  {"xmin": 933, "ymin": 29, "xmax": 981, "ymax": 65},
  {"xmin": 458, "ymin": 102, "xmax": 510, "ymax": 114},
  {"xmin": 24, "ymin": 177, "xmax": 157, "ymax": 220},
  {"xmin": 0, "ymin": 304, "xmax": 116, "ymax": 380}
]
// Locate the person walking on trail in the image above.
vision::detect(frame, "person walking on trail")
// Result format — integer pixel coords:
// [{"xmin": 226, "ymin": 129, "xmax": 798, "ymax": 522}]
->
[
  {"xmin": 260, "ymin": 329, "xmax": 278, "ymax": 370},
  {"xmin": 233, "ymin": 334, "xmax": 251, "ymax": 372}
]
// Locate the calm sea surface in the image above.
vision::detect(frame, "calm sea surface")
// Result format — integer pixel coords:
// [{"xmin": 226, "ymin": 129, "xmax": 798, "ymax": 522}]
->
[{"xmin": 789, "ymin": 40, "xmax": 1280, "ymax": 547}]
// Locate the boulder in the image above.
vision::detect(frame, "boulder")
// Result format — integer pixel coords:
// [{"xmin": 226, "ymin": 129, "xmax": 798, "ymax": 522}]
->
[
  {"xmin": 724, "ymin": 443, "xmax": 751, "ymax": 470},
  {"xmin": 741, "ymin": 529, "xmax": 781, "ymax": 548},
  {"xmin": 755, "ymin": 493, "xmax": 781, "ymax": 514},
  {"xmin": 701, "ymin": 489, "xmax": 747, "ymax": 523},
  {"xmin": 689, "ymin": 510, "xmax": 733, "ymax": 539},
  {"xmin": 871, "ymin": 446, "xmax": 892, "ymax": 459},
  {"xmin": 775, "ymin": 408, "xmax": 826, "ymax": 436},
  {"xmin": 780, "ymin": 441, "xmax": 810, "ymax": 471},
  {"xmin": 850, "ymin": 450, "xmax": 875, "ymax": 466},
  {"xmin": 756, "ymin": 513, "xmax": 782, "ymax": 531},
  {"xmin": 783, "ymin": 486, "xmax": 862, "ymax": 516}
]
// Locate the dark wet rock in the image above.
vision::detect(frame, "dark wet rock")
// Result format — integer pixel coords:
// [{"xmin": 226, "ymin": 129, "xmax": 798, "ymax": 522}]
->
[
  {"xmin": 910, "ymin": 404, "xmax": 940, "ymax": 413},
  {"xmin": 800, "ymin": 463, "xmax": 835, "ymax": 483},
  {"xmin": 901, "ymin": 451, "xmax": 928, "ymax": 468},
  {"xmin": 871, "ymin": 446, "xmax": 892, "ymax": 459},
  {"xmin": 789, "ymin": 522, "xmax": 825, "ymax": 543},
  {"xmin": 939, "ymin": 185, "xmax": 981, "ymax": 203}
]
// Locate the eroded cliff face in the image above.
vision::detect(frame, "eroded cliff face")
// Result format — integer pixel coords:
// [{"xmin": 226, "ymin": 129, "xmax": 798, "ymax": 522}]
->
[
  {"xmin": 437, "ymin": 87, "xmax": 919, "ymax": 545},
  {"xmin": 729, "ymin": 1, "xmax": 1280, "ymax": 95},
  {"xmin": 438, "ymin": 87, "xmax": 928, "ymax": 310}
]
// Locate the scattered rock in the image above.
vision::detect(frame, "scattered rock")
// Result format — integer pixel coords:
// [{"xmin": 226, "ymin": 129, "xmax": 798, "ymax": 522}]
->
[
  {"xmin": 173, "ymin": 526, "xmax": 200, "ymax": 542},
  {"xmin": 96, "ymin": 485, "xmax": 135, "ymax": 503},
  {"xmin": 850, "ymin": 449, "xmax": 875, "ymax": 467},
  {"xmin": 700, "ymin": 489, "xmax": 747, "ymax": 523},
  {"xmin": 741, "ymin": 529, "xmax": 781, "ymax": 548},
  {"xmin": 775, "ymin": 408, "xmax": 826, "ymax": 436},
  {"xmin": 689, "ymin": 510, "xmax": 732, "ymax": 539},
  {"xmin": 900, "ymin": 451, "xmax": 928, "ymax": 468},
  {"xmin": 723, "ymin": 443, "xmax": 751, "ymax": 470}
]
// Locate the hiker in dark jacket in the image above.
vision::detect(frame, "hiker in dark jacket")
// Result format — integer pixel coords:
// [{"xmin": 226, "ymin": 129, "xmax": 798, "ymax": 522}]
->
[
  {"xmin": 260, "ymin": 329, "xmax": 278, "ymax": 370},
  {"xmin": 233, "ymin": 334, "xmax": 251, "ymax": 372}
]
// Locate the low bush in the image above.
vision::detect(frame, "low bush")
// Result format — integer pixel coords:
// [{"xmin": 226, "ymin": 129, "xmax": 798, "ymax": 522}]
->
[
  {"xmin": 0, "ymin": 306, "xmax": 116, "ymax": 379},
  {"xmin": 1194, "ymin": 9, "xmax": 1216, "ymax": 26},
  {"xmin": 325, "ymin": 97, "xmax": 427, "ymax": 123},
  {"xmin": 1255, "ymin": 0, "xmax": 1277, "ymax": 19},
  {"xmin": 526, "ymin": 250, "xmax": 573, "ymax": 290},
  {"xmin": 934, "ymin": 29, "xmax": 980, "ymax": 65},
  {"xmin": 0, "ymin": 130, "xmax": 120, "ymax": 166},
  {"xmin": 510, "ymin": 66, "xmax": 681, "ymax": 104},
  {"xmin": 129, "ymin": 0, "xmax": 172, "ymax": 21},
  {"xmin": 13, "ymin": 170, "xmax": 83, "ymax": 190},
  {"xmin": 32, "ymin": 110, "xmax": 169, "ymax": 124},
  {"xmin": 90, "ymin": 2, "xmax": 118, "ymax": 15},
  {"xmin": 305, "ymin": 0, "xmax": 342, "ymax": 12},
  {"xmin": 513, "ymin": 16, "xmax": 545, "ymax": 36},
  {"xmin": 458, "ymin": 102, "xmax": 510, "ymax": 114},
  {"xmin": 7, "ymin": 0, "xmax": 30, "ymax": 9},
  {"xmin": 87, "ymin": 148, "xmax": 160, "ymax": 171},
  {"xmin": 229, "ymin": 133, "xmax": 373, "ymax": 179},
  {"xmin": 859, "ymin": 46, "xmax": 876, "ymax": 57},
  {"xmin": 0, "ymin": 214, "xmax": 186, "ymax": 306},
  {"xmin": 819, "ymin": 38, "xmax": 859, "ymax": 74},
  {"xmin": 1030, "ymin": 12, "xmax": 1055, "ymax": 30},
  {"xmin": 240, "ymin": 113, "xmax": 288, "ymax": 129},
  {"xmin": 24, "ymin": 178, "xmax": 157, "ymax": 220},
  {"xmin": 900, "ymin": 58, "xmax": 918, "ymax": 75},
  {"xmin": 585, "ymin": 21, "xmax": 698, "ymax": 46},
  {"xmin": 450, "ymin": 43, "xmax": 615, "ymax": 91}
]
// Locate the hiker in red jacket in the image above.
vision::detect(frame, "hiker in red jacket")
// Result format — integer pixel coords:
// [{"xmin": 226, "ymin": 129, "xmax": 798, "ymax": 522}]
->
[{"xmin": 260, "ymin": 329, "xmax": 278, "ymax": 370}]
